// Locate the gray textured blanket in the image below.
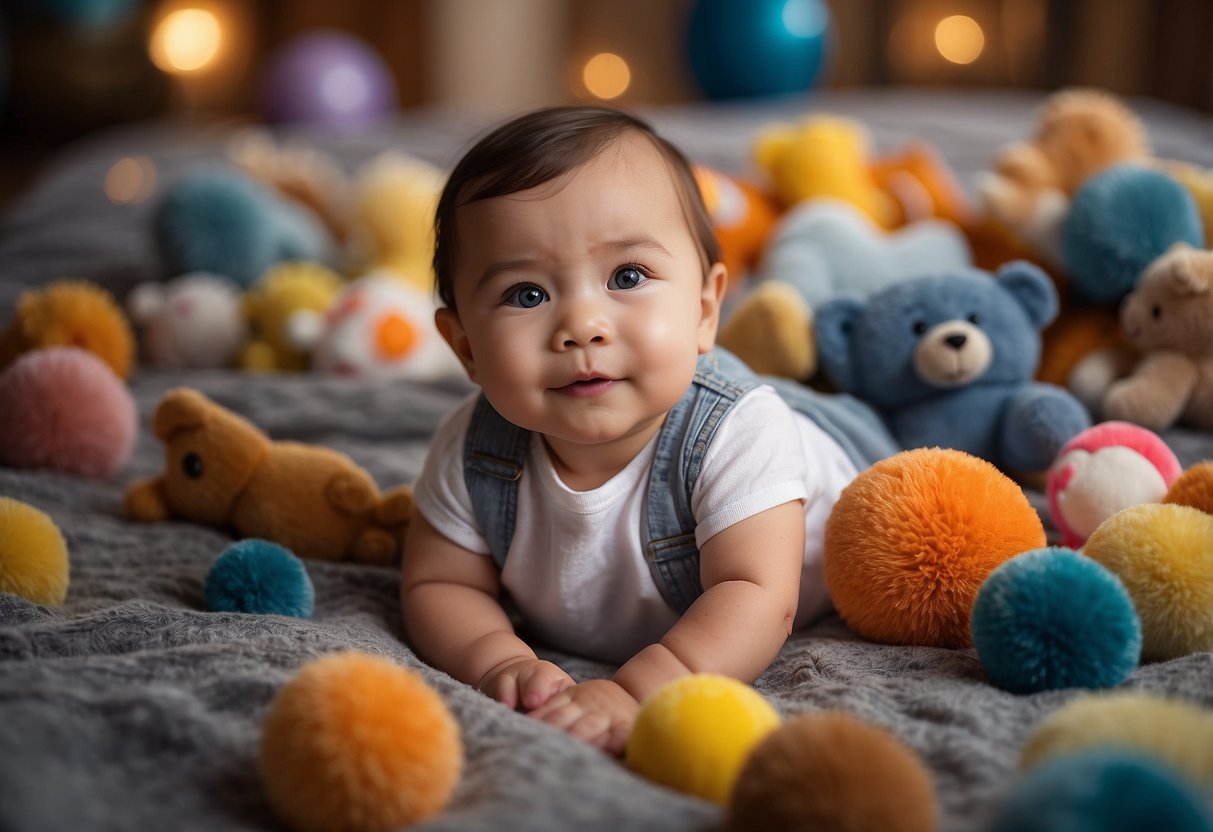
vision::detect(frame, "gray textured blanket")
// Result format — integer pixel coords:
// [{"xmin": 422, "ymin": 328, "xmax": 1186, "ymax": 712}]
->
[{"xmin": 2, "ymin": 90, "xmax": 1213, "ymax": 831}]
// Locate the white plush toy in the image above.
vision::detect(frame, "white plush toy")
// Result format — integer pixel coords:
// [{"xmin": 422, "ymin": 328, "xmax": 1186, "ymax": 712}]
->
[
  {"xmin": 289, "ymin": 272, "xmax": 460, "ymax": 380},
  {"xmin": 127, "ymin": 273, "xmax": 249, "ymax": 369}
]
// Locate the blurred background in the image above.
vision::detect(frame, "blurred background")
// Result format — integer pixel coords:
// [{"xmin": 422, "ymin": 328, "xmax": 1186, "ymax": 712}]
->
[{"xmin": 1, "ymin": 0, "xmax": 1211, "ymax": 207}]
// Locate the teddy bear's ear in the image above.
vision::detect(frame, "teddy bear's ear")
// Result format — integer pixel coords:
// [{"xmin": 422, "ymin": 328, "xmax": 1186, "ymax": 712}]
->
[
  {"xmin": 814, "ymin": 294, "xmax": 865, "ymax": 392},
  {"xmin": 1162, "ymin": 250, "xmax": 1211, "ymax": 296},
  {"xmin": 152, "ymin": 388, "xmax": 212, "ymax": 440},
  {"xmin": 995, "ymin": 260, "xmax": 1059, "ymax": 329}
]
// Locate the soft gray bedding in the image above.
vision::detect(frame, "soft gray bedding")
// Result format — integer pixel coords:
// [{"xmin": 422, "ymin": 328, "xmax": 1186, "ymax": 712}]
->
[{"xmin": 2, "ymin": 89, "xmax": 1213, "ymax": 831}]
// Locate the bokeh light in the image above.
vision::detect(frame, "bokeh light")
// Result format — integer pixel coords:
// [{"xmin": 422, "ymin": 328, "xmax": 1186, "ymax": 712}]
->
[
  {"xmin": 150, "ymin": 7, "xmax": 223, "ymax": 74},
  {"xmin": 583, "ymin": 52, "xmax": 631, "ymax": 100},
  {"xmin": 935, "ymin": 15, "xmax": 984, "ymax": 65},
  {"xmin": 105, "ymin": 156, "xmax": 158, "ymax": 204}
]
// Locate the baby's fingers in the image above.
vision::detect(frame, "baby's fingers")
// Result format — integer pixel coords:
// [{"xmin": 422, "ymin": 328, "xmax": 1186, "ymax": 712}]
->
[
  {"xmin": 520, "ymin": 667, "xmax": 574, "ymax": 711},
  {"xmin": 490, "ymin": 673, "xmax": 519, "ymax": 711}
]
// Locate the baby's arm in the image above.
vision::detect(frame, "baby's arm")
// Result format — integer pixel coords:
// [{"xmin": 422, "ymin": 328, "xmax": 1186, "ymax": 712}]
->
[
  {"xmin": 401, "ymin": 511, "xmax": 573, "ymax": 710},
  {"xmin": 531, "ymin": 500, "xmax": 805, "ymax": 753}
]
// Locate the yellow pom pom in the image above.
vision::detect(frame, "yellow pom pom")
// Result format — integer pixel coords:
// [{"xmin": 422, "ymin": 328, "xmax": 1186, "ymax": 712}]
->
[
  {"xmin": 625, "ymin": 674, "xmax": 781, "ymax": 805},
  {"xmin": 259, "ymin": 651, "xmax": 461, "ymax": 832},
  {"xmin": 1083, "ymin": 503, "xmax": 1213, "ymax": 660},
  {"xmin": 0, "ymin": 496, "xmax": 69, "ymax": 605},
  {"xmin": 726, "ymin": 712, "xmax": 939, "ymax": 832},
  {"xmin": 1023, "ymin": 692, "xmax": 1213, "ymax": 785}
]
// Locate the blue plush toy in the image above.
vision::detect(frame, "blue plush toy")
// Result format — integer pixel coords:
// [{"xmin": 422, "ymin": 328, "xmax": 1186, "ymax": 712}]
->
[
  {"xmin": 205, "ymin": 538, "xmax": 315, "ymax": 618},
  {"xmin": 815, "ymin": 261, "xmax": 1091, "ymax": 472},
  {"xmin": 154, "ymin": 167, "xmax": 335, "ymax": 288}
]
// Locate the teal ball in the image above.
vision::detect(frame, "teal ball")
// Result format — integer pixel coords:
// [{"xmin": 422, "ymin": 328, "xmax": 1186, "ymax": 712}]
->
[
  {"xmin": 971, "ymin": 547, "xmax": 1140, "ymax": 694},
  {"xmin": 985, "ymin": 751, "xmax": 1213, "ymax": 832},
  {"xmin": 205, "ymin": 539, "xmax": 314, "ymax": 618}
]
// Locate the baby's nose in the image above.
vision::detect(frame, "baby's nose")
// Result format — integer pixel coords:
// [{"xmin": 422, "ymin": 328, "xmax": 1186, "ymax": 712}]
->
[{"xmin": 553, "ymin": 299, "xmax": 612, "ymax": 349}]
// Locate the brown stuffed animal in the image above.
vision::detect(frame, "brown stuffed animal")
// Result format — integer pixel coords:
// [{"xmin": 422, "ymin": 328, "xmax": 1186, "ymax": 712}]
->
[
  {"xmin": 1102, "ymin": 244, "xmax": 1213, "ymax": 431},
  {"xmin": 124, "ymin": 388, "xmax": 412, "ymax": 564}
]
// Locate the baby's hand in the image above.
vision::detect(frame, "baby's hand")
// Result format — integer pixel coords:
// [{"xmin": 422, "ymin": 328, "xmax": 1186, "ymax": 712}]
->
[
  {"xmin": 478, "ymin": 657, "xmax": 574, "ymax": 712},
  {"xmin": 528, "ymin": 679, "xmax": 640, "ymax": 756}
]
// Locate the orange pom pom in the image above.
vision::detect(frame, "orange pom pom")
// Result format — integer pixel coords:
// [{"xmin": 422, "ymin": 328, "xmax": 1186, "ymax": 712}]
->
[
  {"xmin": 726, "ymin": 712, "xmax": 938, "ymax": 832},
  {"xmin": 824, "ymin": 448, "xmax": 1045, "ymax": 647},
  {"xmin": 1164, "ymin": 461, "xmax": 1213, "ymax": 516},
  {"xmin": 259, "ymin": 652, "xmax": 461, "ymax": 832}
]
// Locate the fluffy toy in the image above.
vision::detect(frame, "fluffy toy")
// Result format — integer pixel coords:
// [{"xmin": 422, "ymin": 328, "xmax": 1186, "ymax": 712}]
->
[
  {"xmin": 205, "ymin": 539, "xmax": 315, "ymax": 618},
  {"xmin": 1046, "ymin": 421, "xmax": 1182, "ymax": 549},
  {"xmin": 0, "ymin": 280, "xmax": 134, "ymax": 379},
  {"xmin": 1165, "ymin": 160, "xmax": 1213, "ymax": 246},
  {"xmin": 127, "ymin": 273, "xmax": 249, "ymax": 369},
  {"xmin": 753, "ymin": 198, "xmax": 972, "ymax": 309},
  {"xmin": 349, "ymin": 151, "xmax": 444, "ymax": 291},
  {"xmin": 1063, "ymin": 166, "xmax": 1204, "ymax": 307},
  {"xmin": 725, "ymin": 712, "xmax": 938, "ymax": 832},
  {"xmin": 260, "ymin": 651, "xmax": 461, "ymax": 832},
  {"xmin": 625, "ymin": 674, "xmax": 781, "ymax": 805},
  {"xmin": 1163, "ymin": 460, "xmax": 1213, "ymax": 515},
  {"xmin": 0, "ymin": 347, "xmax": 136, "ymax": 479},
  {"xmin": 694, "ymin": 165, "xmax": 779, "ymax": 284},
  {"xmin": 815, "ymin": 261, "xmax": 1091, "ymax": 473},
  {"xmin": 1082, "ymin": 502, "xmax": 1213, "ymax": 661},
  {"xmin": 124, "ymin": 387, "xmax": 413, "ymax": 565},
  {"xmin": 716, "ymin": 280, "xmax": 816, "ymax": 380},
  {"xmin": 978, "ymin": 87, "xmax": 1151, "ymax": 268},
  {"xmin": 984, "ymin": 750, "xmax": 1213, "ymax": 832},
  {"xmin": 154, "ymin": 167, "xmax": 336, "ymax": 288},
  {"xmin": 0, "ymin": 496, "xmax": 69, "ymax": 606},
  {"xmin": 753, "ymin": 116, "xmax": 897, "ymax": 226},
  {"xmin": 970, "ymin": 547, "xmax": 1140, "ymax": 694},
  {"xmin": 240, "ymin": 261, "xmax": 345, "ymax": 372},
  {"xmin": 1101, "ymin": 244, "xmax": 1213, "ymax": 431},
  {"xmin": 823, "ymin": 448, "xmax": 1046, "ymax": 648},
  {"xmin": 869, "ymin": 140, "xmax": 971, "ymax": 228},
  {"xmin": 289, "ymin": 273, "xmax": 460, "ymax": 380},
  {"xmin": 1022, "ymin": 693, "xmax": 1213, "ymax": 786}
]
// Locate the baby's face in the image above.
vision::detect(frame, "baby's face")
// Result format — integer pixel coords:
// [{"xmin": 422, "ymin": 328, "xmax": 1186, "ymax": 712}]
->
[{"xmin": 438, "ymin": 133, "xmax": 724, "ymax": 458}]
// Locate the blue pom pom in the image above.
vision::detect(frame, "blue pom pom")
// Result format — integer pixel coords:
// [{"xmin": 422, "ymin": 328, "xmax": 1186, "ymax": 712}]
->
[
  {"xmin": 205, "ymin": 539, "xmax": 315, "ymax": 618},
  {"xmin": 1063, "ymin": 165, "xmax": 1204, "ymax": 305},
  {"xmin": 971, "ymin": 547, "xmax": 1140, "ymax": 694},
  {"xmin": 985, "ymin": 751, "xmax": 1213, "ymax": 832},
  {"xmin": 154, "ymin": 169, "xmax": 331, "ymax": 287}
]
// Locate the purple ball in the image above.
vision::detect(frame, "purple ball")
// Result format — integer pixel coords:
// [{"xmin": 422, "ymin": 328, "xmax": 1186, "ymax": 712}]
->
[
  {"xmin": 259, "ymin": 30, "xmax": 397, "ymax": 127},
  {"xmin": 0, "ymin": 347, "xmax": 136, "ymax": 479}
]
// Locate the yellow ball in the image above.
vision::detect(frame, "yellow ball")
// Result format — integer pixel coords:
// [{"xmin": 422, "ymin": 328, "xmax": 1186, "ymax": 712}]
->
[
  {"xmin": 625, "ymin": 674, "xmax": 781, "ymax": 805},
  {"xmin": 259, "ymin": 651, "xmax": 462, "ymax": 832},
  {"xmin": 1083, "ymin": 503, "xmax": 1213, "ymax": 660},
  {"xmin": 0, "ymin": 496, "xmax": 69, "ymax": 605},
  {"xmin": 1023, "ymin": 692, "xmax": 1213, "ymax": 785}
]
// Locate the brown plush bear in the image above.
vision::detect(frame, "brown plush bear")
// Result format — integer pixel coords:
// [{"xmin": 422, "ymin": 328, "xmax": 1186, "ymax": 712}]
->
[
  {"xmin": 124, "ymin": 388, "xmax": 412, "ymax": 564},
  {"xmin": 1102, "ymin": 244, "xmax": 1213, "ymax": 431}
]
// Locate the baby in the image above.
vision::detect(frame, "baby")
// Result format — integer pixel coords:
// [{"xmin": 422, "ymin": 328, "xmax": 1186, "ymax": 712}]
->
[{"xmin": 401, "ymin": 105, "xmax": 894, "ymax": 755}]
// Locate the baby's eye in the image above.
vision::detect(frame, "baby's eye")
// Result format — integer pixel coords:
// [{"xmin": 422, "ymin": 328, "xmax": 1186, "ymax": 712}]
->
[
  {"xmin": 504, "ymin": 285, "xmax": 547, "ymax": 309},
  {"xmin": 608, "ymin": 266, "xmax": 647, "ymax": 291}
]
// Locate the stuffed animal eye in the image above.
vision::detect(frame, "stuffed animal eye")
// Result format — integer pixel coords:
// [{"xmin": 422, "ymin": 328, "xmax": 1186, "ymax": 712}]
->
[
  {"xmin": 1152, "ymin": 305, "xmax": 1162, "ymax": 320},
  {"xmin": 968, "ymin": 313, "xmax": 982, "ymax": 325},
  {"xmin": 182, "ymin": 452, "xmax": 204, "ymax": 479},
  {"xmin": 912, "ymin": 320, "xmax": 929, "ymax": 335}
]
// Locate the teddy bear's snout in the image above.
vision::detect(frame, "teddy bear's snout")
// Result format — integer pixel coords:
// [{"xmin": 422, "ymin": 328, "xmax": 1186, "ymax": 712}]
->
[{"xmin": 913, "ymin": 320, "xmax": 993, "ymax": 388}]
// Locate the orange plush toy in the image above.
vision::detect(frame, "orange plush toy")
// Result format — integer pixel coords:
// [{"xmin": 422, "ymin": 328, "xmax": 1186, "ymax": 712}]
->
[
  {"xmin": 124, "ymin": 388, "xmax": 412, "ymax": 565},
  {"xmin": 694, "ymin": 165, "xmax": 779, "ymax": 286},
  {"xmin": 0, "ymin": 280, "xmax": 135, "ymax": 380}
]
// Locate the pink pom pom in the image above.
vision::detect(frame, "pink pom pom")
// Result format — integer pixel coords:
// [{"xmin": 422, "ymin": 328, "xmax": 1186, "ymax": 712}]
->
[{"xmin": 0, "ymin": 347, "xmax": 137, "ymax": 478}]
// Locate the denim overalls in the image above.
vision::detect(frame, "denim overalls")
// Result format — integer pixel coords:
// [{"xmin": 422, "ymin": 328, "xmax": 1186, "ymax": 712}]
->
[{"xmin": 462, "ymin": 348, "xmax": 897, "ymax": 613}]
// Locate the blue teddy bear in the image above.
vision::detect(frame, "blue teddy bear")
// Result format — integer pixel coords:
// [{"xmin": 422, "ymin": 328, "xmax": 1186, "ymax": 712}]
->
[{"xmin": 815, "ymin": 261, "xmax": 1091, "ymax": 473}]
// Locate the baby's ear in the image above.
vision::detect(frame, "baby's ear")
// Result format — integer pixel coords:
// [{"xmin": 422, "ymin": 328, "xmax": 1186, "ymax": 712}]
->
[
  {"xmin": 814, "ymin": 294, "xmax": 865, "ymax": 392},
  {"xmin": 996, "ymin": 260, "xmax": 1058, "ymax": 329},
  {"xmin": 434, "ymin": 308, "xmax": 475, "ymax": 380}
]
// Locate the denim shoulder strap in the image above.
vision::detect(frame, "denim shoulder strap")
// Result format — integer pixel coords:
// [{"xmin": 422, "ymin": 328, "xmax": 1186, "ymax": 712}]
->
[
  {"xmin": 645, "ymin": 349, "xmax": 757, "ymax": 613},
  {"xmin": 462, "ymin": 393, "xmax": 530, "ymax": 569}
]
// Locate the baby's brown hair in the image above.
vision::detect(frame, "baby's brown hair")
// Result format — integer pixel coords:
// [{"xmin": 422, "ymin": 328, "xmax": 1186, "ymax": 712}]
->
[{"xmin": 433, "ymin": 105, "xmax": 721, "ymax": 310}]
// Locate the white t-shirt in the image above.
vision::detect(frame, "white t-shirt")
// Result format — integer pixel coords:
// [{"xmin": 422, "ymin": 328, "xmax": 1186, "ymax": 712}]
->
[{"xmin": 413, "ymin": 385, "xmax": 858, "ymax": 664}]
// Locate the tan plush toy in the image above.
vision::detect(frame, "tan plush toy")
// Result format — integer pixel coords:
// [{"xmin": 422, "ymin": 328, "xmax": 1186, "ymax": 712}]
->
[
  {"xmin": 1102, "ymin": 244, "xmax": 1213, "ymax": 431},
  {"xmin": 124, "ymin": 388, "xmax": 412, "ymax": 565}
]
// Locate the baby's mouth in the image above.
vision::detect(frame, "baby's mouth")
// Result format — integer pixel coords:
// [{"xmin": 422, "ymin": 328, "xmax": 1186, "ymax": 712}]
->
[{"xmin": 554, "ymin": 377, "xmax": 615, "ymax": 398}]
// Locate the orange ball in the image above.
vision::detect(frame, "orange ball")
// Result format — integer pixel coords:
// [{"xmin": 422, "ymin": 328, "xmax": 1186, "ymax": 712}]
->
[
  {"xmin": 1163, "ymin": 461, "xmax": 1213, "ymax": 516},
  {"xmin": 725, "ymin": 712, "xmax": 938, "ymax": 832},
  {"xmin": 824, "ymin": 448, "xmax": 1045, "ymax": 647},
  {"xmin": 259, "ymin": 652, "xmax": 461, "ymax": 832}
]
